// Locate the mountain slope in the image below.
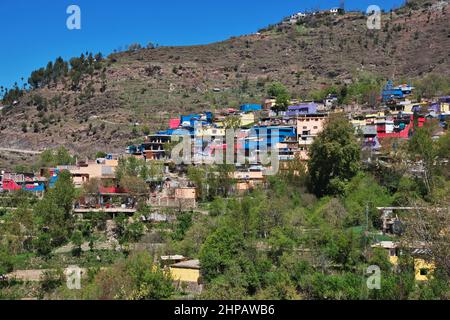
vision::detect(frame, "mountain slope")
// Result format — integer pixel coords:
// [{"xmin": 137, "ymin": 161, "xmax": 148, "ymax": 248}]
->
[{"xmin": 0, "ymin": 1, "xmax": 449, "ymax": 163}]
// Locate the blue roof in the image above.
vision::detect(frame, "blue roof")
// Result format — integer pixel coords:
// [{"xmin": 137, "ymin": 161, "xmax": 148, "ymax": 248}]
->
[{"xmin": 240, "ymin": 104, "xmax": 262, "ymax": 112}]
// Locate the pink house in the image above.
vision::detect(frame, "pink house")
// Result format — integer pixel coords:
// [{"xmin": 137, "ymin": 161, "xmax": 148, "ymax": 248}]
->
[{"xmin": 169, "ymin": 118, "xmax": 181, "ymax": 129}]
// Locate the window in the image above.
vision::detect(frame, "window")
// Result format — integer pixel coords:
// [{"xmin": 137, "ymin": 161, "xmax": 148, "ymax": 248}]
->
[
  {"xmin": 420, "ymin": 269, "xmax": 429, "ymax": 276},
  {"xmin": 313, "ymin": 126, "xmax": 318, "ymax": 129}
]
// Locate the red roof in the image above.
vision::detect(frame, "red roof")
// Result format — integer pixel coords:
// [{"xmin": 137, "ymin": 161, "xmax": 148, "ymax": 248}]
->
[
  {"xmin": 169, "ymin": 118, "xmax": 181, "ymax": 129},
  {"xmin": 99, "ymin": 186, "xmax": 128, "ymax": 194},
  {"xmin": 3, "ymin": 179, "xmax": 22, "ymax": 191}
]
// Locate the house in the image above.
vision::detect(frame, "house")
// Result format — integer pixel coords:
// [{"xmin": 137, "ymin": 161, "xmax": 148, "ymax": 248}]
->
[
  {"xmin": 371, "ymin": 241, "xmax": 436, "ymax": 281},
  {"xmin": 296, "ymin": 114, "xmax": 328, "ymax": 160},
  {"xmin": 329, "ymin": 8, "xmax": 340, "ymax": 14},
  {"xmin": 169, "ymin": 259, "xmax": 203, "ymax": 293},
  {"xmin": 371, "ymin": 241, "xmax": 399, "ymax": 265},
  {"xmin": 361, "ymin": 125, "xmax": 381, "ymax": 151},
  {"xmin": 169, "ymin": 118, "xmax": 181, "ymax": 129},
  {"xmin": 59, "ymin": 158, "xmax": 118, "ymax": 188},
  {"xmin": 414, "ymin": 258, "xmax": 436, "ymax": 281},
  {"xmin": 0, "ymin": 171, "xmax": 46, "ymax": 196},
  {"xmin": 240, "ymin": 104, "xmax": 262, "ymax": 113},
  {"xmin": 286, "ymin": 103, "xmax": 318, "ymax": 117},
  {"xmin": 233, "ymin": 169, "xmax": 265, "ymax": 192},
  {"xmin": 142, "ymin": 135, "xmax": 173, "ymax": 161},
  {"xmin": 438, "ymin": 96, "xmax": 450, "ymax": 114},
  {"xmin": 240, "ymin": 112, "xmax": 255, "ymax": 126},
  {"xmin": 382, "ymin": 81, "xmax": 405, "ymax": 102},
  {"xmin": 148, "ymin": 178, "xmax": 197, "ymax": 210},
  {"xmin": 325, "ymin": 94, "xmax": 338, "ymax": 109}
]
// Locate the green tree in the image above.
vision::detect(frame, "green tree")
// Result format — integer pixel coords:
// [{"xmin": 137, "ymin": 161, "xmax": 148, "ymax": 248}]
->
[
  {"xmin": 407, "ymin": 126, "xmax": 436, "ymax": 194},
  {"xmin": 267, "ymin": 82, "xmax": 290, "ymax": 112},
  {"xmin": 83, "ymin": 251, "xmax": 174, "ymax": 300},
  {"xmin": 308, "ymin": 114, "xmax": 361, "ymax": 196},
  {"xmin": 199, "ymin": 227, "xmax": 246, "ymax": 282},
  {"xmin": 71, "ymin": 230, "xmax": 84, "ymax": 257}
]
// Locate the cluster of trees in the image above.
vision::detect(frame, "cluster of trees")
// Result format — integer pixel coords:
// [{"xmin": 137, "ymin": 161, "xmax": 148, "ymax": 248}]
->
[
  {"xmin": 114, "ymin": 157, "xmax": 164, "ymax": 202},
  {"xmin": 55, "ymin": 251, "xmax": 175, "ymax": 300},
  {"xmin": 310, "ymin": 72, "xmax": 385, "ymax": 106},
  {"xmin": 0, "ymin": 170, "xmax": 78, "ymax": 275},
  {"xmin": 35, "ymin": 147, "xmax": 76, "ymax": 171},
  {"xmin": 0, "ymin": 83, "xmax": 24, "ymax": 106},
  {"xmin": 28, "ymin": 57, "xmax": 69, "ymax": 89},
  {"xmin": 28, "ymin": 53, "xmax": 103, "ymax": 91}
]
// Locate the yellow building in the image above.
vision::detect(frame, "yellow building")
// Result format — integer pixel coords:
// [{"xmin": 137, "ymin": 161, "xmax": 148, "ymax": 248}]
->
[
  {"xmin": 240, "ymin": 113, "xmax": 255, "ymax": 126},
  {"xmin": 414, "ymin": 259, "xmax": 435, "ymax": 281},
  {"xmin": 169, "ymin": 259, "xmax": 201, "ymax": 284},
  {"xmin": 58, "ymin": 159, "xmax": 118, "ymax": 188},
  {"xmin": 196, "ymin": 127, "xmax": 226, "ymax": 137},
  {"xmin": 371, "ymin": 241, "xmax": 399, "ymax": 266},
  {"xmin": 372, "ymin": 241, "xmax": 436, "ymax": 281},
  {"xmin": 440, "ymin": 102, "xmax": 450, "ymax": 113}
]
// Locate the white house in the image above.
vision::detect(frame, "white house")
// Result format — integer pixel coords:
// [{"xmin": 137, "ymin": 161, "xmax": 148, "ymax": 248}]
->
[{"xmin": 330, "ymin": 8, "xmax": 339, "ymax": 14}]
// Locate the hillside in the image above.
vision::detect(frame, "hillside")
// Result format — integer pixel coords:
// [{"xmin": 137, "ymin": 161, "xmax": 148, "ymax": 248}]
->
[{"xmin": 0, "ymin": 0, "xmax": 449, "ymax": 166}]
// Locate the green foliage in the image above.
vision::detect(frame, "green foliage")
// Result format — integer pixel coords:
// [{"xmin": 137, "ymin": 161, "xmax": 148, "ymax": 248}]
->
[
  {"xmin": 343, "ymin": 72, "xmax": 384, "ymax": 106},
  {"xmin": 199, "ymin": 227, "xmax": 247, "ymax": 282},
  {"xmin": 83, "ymin": 251, "xmax": 174, "ymax": 300},
  {"xmin": 33, "ymin": 233, "xmax": 53, "ymax": 258},
  {"xmin": 37, "ymin": 147, "xmax": 75, "ymax": 168},
  {"xmin": 0, "ymin": 246, "xmax": 15, "ymax": 275},
  {"xmin": 343, "ymin": 173, "xmax": 393, "ymax": 227},
  {"xmin": 71, "ymin": 230, "xmax": 84, "ymax": 257},
  {"xmin": 172, "ymin": 212, "xmax": 193, "ymax": 241},
  {"xmin": 187, "ymin": 165, "xmax": 235, "ymax": 201},
  {"xmin": 308, "ymin": 114, "xmax": 361, "ymax": 197},
  {"xmin": 95, "ymin": 151, "xmax": 108, "ymax": 159},
  {"xmin": 267, "ymin": 82, "xmax": 290, "ymax": 112},
  {"xmin": 413, "ymin": 74, "xmax": 450, "ymax": 99},
  {"xmin": 299, "ymin": 272, "xmax": 363, "ymax": 300},
  {"xmin": 34, "ymin": 170, "xmax": 76, "ymax": 248}
]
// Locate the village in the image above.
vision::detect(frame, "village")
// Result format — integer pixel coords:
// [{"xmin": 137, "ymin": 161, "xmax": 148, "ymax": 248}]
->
[{"xmin": 1, "ymin": 78, "xmax": 449, "ymax": 298}]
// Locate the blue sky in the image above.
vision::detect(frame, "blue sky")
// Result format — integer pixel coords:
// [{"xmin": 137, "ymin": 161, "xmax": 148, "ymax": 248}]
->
[{"xmin": 0, "ymin": 0, "xmax": 405, "ymax": 90}]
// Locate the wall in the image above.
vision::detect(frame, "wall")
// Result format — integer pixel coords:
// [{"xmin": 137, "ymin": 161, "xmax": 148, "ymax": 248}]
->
[{"xmin": 169, "ymin": 267, "xmax": 200, "ymax": 283}]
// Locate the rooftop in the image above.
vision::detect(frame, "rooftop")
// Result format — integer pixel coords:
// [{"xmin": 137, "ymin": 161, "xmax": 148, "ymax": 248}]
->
[{"xmin": 171, "ymin": 259, "xmax": 201, "ymax": 270}]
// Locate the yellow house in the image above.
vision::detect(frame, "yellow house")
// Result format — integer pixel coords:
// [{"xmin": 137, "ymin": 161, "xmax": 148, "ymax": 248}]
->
[
  {"xmin": 240, "ymin": 113, "xmax": 255, "ymax": 126},
  {"xmin": 196, "ymin": 127, "xmax": 226, "ymax": 137},
  {"xmin": 372, "ymin": 241, "xmax": 436, "ymax": 281},
  {"xmin": 440, "ymin": 102, "xmax": 450, "ymax": 113},
  {"xmin": 414, "ymin": 259, "xmax": 435, "ymax": 281},
  {"xmin": 371, "ymin": 241, "xmax": 399, "ymax": 266},
  {"xmin": 59, "ymin": 159, "xmax": 118, "ymax": 188},
  {"xmin": 169, "ymin": 259, "xmax": 201, "ymax": 284}
]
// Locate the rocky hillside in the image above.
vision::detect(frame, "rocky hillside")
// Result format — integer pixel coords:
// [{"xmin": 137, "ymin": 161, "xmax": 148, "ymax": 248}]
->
[{"xmin": 0, "ymin": 0, "xmax": 449, "ymax": 163}]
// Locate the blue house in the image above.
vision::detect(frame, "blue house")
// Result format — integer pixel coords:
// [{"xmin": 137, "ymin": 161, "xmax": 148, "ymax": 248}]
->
[{"xmin": 240, "ymin": 104, "xmax": 262, "ymax": 113}]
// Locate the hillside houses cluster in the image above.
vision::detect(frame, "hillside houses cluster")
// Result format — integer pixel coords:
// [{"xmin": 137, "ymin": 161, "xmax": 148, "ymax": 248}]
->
[
  {"xmin": 351, "ymin": 81, "xmax": 449, "ymax": 153},
  {"xmin": 1, "ymin": 81, "xmax": 449, "ymax": 215},
  {"xmin": 283, "ymin": 7, "xmax": 345, "ymax": 25}
]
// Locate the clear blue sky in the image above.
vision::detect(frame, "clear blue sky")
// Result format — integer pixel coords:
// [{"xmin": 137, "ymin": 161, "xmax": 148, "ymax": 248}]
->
[{"xmin": 0, "ymin": 0, "xmax": 405, "ymax": 90}]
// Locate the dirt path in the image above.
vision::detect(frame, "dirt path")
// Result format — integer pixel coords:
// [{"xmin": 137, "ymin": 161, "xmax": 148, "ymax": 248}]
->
[
  {"xmin": 6, "ymin": 268, "xmax": 88, "ymax": 282},
  {"xmin": 0, "ymin": 147, "xmax": 42, "ymax": 155}
]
